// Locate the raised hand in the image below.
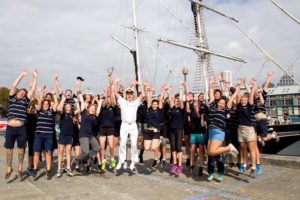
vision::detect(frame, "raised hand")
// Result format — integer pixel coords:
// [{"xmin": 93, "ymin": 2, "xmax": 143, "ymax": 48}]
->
[
  {"xmin": 143, "ymin": 80, "xmax": 149, "ymax": 86},
  {"xmin": 256, "ymin": 86, "xmax": 262, "ymax": 93},
  {"xmin": 114, "ymin": 77, "xmax": 121, "ymax": 84},
  {"xmin": 236, "ymin": 78, "xmax": 242, "ymax": 85},
  {"xmin": 41, "ymin": 85, "xmax": 46, "ymax": 93},
  {"xmin": 218, "ymin": 73, "xmax": 222, "ymax": 82},
  {"xmin": 267, "ymin": 71, "xmax": 274, "ymax": 77},
  {"xmin": 53, "ymin": 73, "xmax": 59, "ymax": 80},
  {"xmin": 209, "ymin": 74, "xmax": 215, "ymax": 84},
  {"xmin": 32, "ymin": 69, "xmax": 38, "ymax": 77},
  {"xmin": 49, "ymin": 87, "xmax": 56, "ymax": 95},
  {"xmin": 161, "ymin": 83, "xmax": 167, "ymax": 91},
  {"xmin": 251, "ymin": 78, "xmax": 257, "ymax": 85},
  {"xmin": 21, "ymin": 69, "xmax": 28, "ymax": 76}
]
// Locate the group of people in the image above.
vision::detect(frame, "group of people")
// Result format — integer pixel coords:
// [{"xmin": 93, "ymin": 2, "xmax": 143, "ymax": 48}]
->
[{"xmin": 4, "ymin": 68, "xmax": 279, "ymax": 182}]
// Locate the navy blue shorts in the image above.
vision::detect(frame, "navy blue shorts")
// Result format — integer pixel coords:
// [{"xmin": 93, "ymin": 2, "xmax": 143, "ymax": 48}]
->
[
  {"xmin": 58, "ymin": 135, "xmax": 73, "ymax": 145},
  {"xmin": 33, "ymin": 133, "xmax": 53, "ymax": 152},
  {"xmin": 256, "ymin": 119, "xmax": 268, "ymax": 137},
  {"xmin": 4, "ymin": 125, "xmax": 27, "ymax": 149}
]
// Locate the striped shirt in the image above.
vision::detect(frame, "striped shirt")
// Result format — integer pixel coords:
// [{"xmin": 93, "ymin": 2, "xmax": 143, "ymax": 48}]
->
[
  {"xmin": 36, "ymin": 109, "xmax": 56, "ymax": 134},
  {"xmin": 253, "ymin": 90, "xmax": 267, "ymax": 114},
  {"xmin": 208, "ymin": 107, "xmax": 229, "ymax": 132},
  {"xmin": 59, "ymin": 94, "xmax": 76, "ymax": 111},
  {"xmin": 7, "ymin": 94, "xmax": 30, "ymax": 122}
]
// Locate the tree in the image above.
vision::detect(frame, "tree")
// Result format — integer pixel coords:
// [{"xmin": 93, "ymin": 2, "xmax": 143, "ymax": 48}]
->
[{"xmin": 0, "ymin": 87, "xmax": 9, "ymax": 116}]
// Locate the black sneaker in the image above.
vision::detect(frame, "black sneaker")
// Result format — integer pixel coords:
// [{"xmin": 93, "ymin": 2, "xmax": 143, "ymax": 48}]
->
[
  {"xmin": 189, "ymin": 165, "xmax": 195, "ymax": 175},
  {"xmin": 152, "ymin": 160, "xmax": 160, "ymax": 168},
  {"xmin": 198, "ymin": 166, "xmax": 203, "ymax": 177},
  {"xmin": 86, "ymin": 165, "xmax": 92, "ymax": 173},
  {"xmin": 46, "ymin": 170, "xmax": 51, "ymax": 180},
  {"xmin": 186, "ymin": 159, "xmax": 190, "ymax": 167},
  {"xmin": 32, "ymin": 169, "xmax": 37, "ymax": 178},
  {"xmin": 161, "ymin": 160, "xmax": 166, "ymax": 168},
  {"xmin": 250, "ymin": 168, "xmax": 256, "ymax": 178}
]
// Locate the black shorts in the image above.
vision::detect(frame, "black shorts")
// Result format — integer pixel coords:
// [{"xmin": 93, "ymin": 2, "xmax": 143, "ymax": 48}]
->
[
  {"xmin": 98, "ymin": 127, "xmax": 115, "ymax": 137},
  {"xmin": 256, "ymin": 119, "xmax": 268, "ymax": 138},
  {"xmin": 4, "ymin": 125, "xmax": 27, "ymax": 149},
  {"xmin": 58, "ymin": 135, "xmax": 73, "ymax": 145},
  {"xmin": 72, "ymin": 133, "xmax": 80, "ymax": 147},
  {"xmin": 144, "ymin": 130, "xmax": 160, "ymax": 140}
]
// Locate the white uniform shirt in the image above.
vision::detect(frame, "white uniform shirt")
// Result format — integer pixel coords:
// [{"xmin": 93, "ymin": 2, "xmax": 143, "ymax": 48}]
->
[{"xmin": 118, "ymin": 96, "xmax": 142, "ymax": 123}]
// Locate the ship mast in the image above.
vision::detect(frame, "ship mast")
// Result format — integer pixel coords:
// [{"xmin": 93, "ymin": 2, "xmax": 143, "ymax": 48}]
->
[
  {"xmin": 111, "ymin": 0, "xmax": 142, "ymax": 92},
  {"xmin": 159, "ymin": 0, "xmax": 245, "ymax": 96}
]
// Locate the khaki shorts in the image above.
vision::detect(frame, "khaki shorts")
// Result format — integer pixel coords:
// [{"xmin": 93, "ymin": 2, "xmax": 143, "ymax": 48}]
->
[{"xmin": 238, "ymin": 125, "xmax": 256, "ymax": 142}]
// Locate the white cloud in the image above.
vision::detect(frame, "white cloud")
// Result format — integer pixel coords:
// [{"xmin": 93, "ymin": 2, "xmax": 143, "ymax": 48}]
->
[{"xmin": 0, "ymin": 0, "xmax": 299, "ymax": 94}]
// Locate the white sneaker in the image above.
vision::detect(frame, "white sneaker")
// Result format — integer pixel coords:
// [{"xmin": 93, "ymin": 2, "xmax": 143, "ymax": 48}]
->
[
  {"xmin": 228, "ymin": 143, "xmax": 238, "ymax": 158},
  {"xmin": 129, "ymin": 163, "xmax": 136, "ymax": 171},
  {"xmin": 123, "ymin": 162, "xmax": 128, "ymax": 169},
  {"xmin": 116, "ymin": 162, "xmax": 123, "ymax": 170}
]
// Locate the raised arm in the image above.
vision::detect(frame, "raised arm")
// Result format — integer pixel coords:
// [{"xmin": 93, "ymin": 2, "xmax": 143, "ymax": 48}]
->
[
  {"xmin": 227, "ymin": 79, "xmax": 241, "ymax": 109},
  {"xmin": 243, "ymin": 78, "xmax": 251, "ymax": 93},
  {"xmin": 50, "ymin": 87, "xmax": 58, "ymax": 111},
  {"xmin": 54, "ymin": 74, "xmax": 63, "ymax": 96},
  {"xmin": 218, "ymin": 73, "xmax": 225, "ymax": 94},
  {"xmin": 27, "ymin": 69, "xmax": 38, "ymax": 99},
  {"xmin": 179, "ymin": 82, "xmax": 185, "ymax": 109},
  {"xmin": 159, "ymin": 83, "xmax": 166, "ymax": 109},
  {"xmin": 209, "ymin": 74, "xmax": 215, "ymax": 104},
  {"xmin": 138, "ymin": 80, "xmax": 146, "ymax": 101},
  {"xmin": 36, "ymin": 86, "xmax": 46, "ymax": 111},
  {"xmin": 263, "ymin": 71, "xmax": 274, "ymax": 92},
  {"xmin": 10, "ymin": 69, "xmax": 28, "ymax": 96},
  {"xmin": 146, "ymin": 83, "xmax": 152, "ymax": 109},
  {"xmin": 168, "ymin": 85, "xmax": 174, "ymax": 108},
  {"xmin": 249, "ymin": 79, "xmax": 257, "ymax": 105},
  {"xmin": 257, "ymin": 86, "xmax": 265, "ymax": 104},
  {"xmin": 96, "ymin": 99, "xmax": 103, "ymax": 116},
  {"xmin": 57, "ymin": 95, "xmax": 66, "ymax": 113},
  {"xmin": 185, "ymin": 94, "xmax": 192, "ymax": 114}
]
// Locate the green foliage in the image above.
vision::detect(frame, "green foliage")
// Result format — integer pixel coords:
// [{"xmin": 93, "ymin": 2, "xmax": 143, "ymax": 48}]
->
[{"xmin": 0, "ymin": 87, "xmax": 9, "ymax": 115}]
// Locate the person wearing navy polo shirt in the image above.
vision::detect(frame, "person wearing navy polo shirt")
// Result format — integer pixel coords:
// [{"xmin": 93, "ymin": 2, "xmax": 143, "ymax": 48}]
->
[
  {"xmin": 168, "ymin": 83, "xmax": 185, "ymax": 176},
  {"xmin": 98, "ymin": 88, "xmax": 117, "ymax": 171},
  {"xmin": 56, "ymin": 95, "xmax": 80, "ymax": 177},
  {"xmin": 144, "ymin": 83, "xmax": 165, "ymax": 167},
  {"xmin": 32, "ymin": 86, "xmax": 58, "ymax": 180},
  {"xmin": 4, "ymin": 69, "xmax": 37, "ymax": 180},
  {"xmin": 75, "ymin": 96, "xmax": 102, "ymax": 173}
]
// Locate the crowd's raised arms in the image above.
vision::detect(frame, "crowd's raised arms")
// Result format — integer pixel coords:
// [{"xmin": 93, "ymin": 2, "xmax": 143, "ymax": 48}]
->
[{"xmin": 3, "ymin": 68, "xmax": 280, "ymax": 182}]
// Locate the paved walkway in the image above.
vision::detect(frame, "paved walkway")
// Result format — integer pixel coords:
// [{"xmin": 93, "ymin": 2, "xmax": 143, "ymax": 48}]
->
[{"xmin": 0, "ymin": 136, "xmax": 299, "ymax": 200}]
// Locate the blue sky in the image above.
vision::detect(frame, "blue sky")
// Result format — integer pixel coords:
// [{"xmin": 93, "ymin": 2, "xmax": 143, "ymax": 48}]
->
[{"xmin": 0, "ymin": 0, "xmax": 299, "ymax": 94}]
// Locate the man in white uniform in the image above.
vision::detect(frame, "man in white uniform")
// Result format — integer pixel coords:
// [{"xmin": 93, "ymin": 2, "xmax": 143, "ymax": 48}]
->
[{"xmin": 113, "ymin": 82, "xmax": 145, "ymax": 171}]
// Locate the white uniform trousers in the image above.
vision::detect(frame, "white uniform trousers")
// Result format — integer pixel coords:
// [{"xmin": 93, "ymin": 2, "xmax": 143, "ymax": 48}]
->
[{"xmin": 118, "ymin": 122, "xmax": 139, "ymax": 164}]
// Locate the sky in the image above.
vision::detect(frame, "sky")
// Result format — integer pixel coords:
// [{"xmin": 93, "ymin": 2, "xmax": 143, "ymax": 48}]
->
[{"xmin": 0, "ymin": 0, "xmax": 299, "ymax": 94}]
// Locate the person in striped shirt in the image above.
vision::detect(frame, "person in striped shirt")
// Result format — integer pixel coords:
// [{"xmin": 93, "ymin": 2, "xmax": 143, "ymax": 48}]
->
[
  {"xmin": 32, "ymin": 86, "xmax": 58, "ymax": 180},
  {"xmin": 4, "ymin": 69, "xmax": 37, "ymax": 180}
]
